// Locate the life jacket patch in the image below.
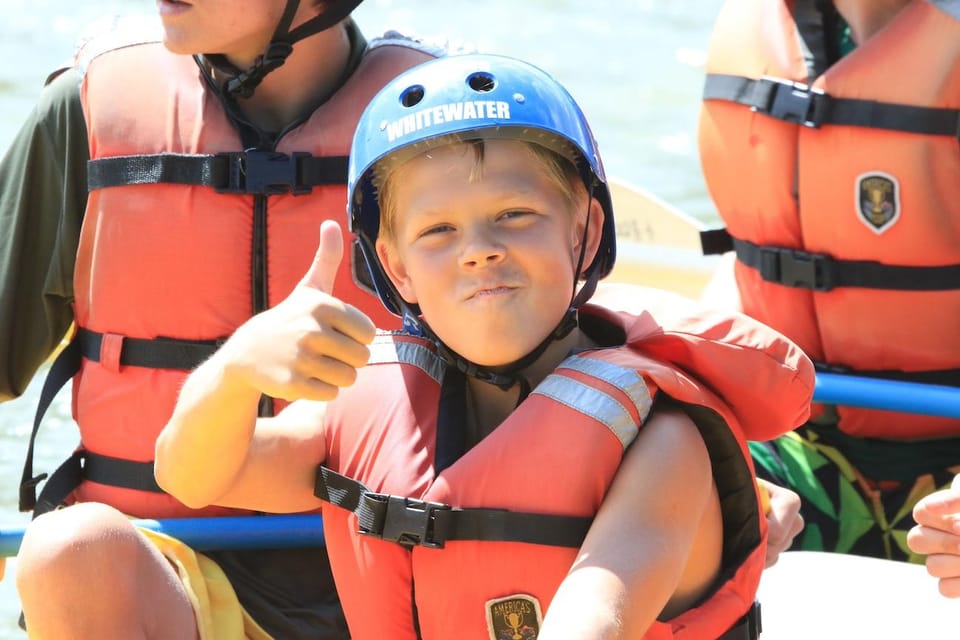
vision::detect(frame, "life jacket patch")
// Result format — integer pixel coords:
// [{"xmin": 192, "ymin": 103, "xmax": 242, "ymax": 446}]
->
[
  {"xmin": 485, "ymin": 594, "xmax": 543, "ymax": 639},
  {"xmin": 856, "ymin": 171, "xmax": 900, "ymax": 234}
]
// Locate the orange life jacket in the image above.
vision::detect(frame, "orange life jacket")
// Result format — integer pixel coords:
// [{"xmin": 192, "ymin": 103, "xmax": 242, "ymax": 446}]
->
[
  {"xmin": 698, "ymin": 0, "xmax": 960, "ymax": 438},
  {"xmin": 19, "ymin": 23, "xmax": 438, "ymax": 517},
  {"xmin": 315, "ymin": 286, "xmax": 813, "ymax": 640}
]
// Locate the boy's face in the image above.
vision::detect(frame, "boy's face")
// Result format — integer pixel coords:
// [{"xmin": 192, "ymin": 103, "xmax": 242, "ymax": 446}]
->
[
  {"xmin": 376, "ymin": 139, "xmax": 602, "ymax": 366},
  {"xmin": 156, "ymin": 0, "xmax": 305, "ymax": 67}
]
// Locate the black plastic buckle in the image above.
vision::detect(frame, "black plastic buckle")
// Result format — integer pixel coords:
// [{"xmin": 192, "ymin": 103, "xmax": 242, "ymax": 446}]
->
[
  {"xmin": 758, "ymin": 248, "xmax": 836, "ymax": 292},
  {"xmin": 359, "ymin": 494, "xmax": 451, "ymax": 548},
  {"xmin": 756, "ymin": 77, "xmax": 829, "ymax": 128},
  {"xmin": 215, "ymin": 150, "xmax": 311, "ymax": 195}
]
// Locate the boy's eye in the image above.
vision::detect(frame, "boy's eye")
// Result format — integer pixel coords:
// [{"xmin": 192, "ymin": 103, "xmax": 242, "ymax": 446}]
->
[
  {"xmin": 418, "ymin": 223, "xmax": 454, "ymax": 238},
  {"xmin": 499, "ymin": 209, "xmax": 534, "ymax": 221}
]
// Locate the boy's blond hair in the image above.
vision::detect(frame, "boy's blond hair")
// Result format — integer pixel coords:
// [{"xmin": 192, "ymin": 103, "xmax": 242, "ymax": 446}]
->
[{"xmin": 376, "ymin": 138, "xmax": 585, "ymax": 244}]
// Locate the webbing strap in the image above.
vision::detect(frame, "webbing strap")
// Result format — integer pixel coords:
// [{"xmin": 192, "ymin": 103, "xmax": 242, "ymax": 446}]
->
[
  {"xmin": 19, "ymin": 328, "xmax": 222, "ymax": 513},
  {"xmin": 703, "ymin": 230, "xmax": 960, "ymax": 293},
  {"xmin": 314, "ymin": 466, "xmax": 592, "ymax": 549},
  {"xmin": 76, "ymin": 327, "xmax": 223, "ymax": 371},
  {"xmin": 717, "ymin": 601, "xmax": 761, "ymax": 640},
  {"xmin": 88, "ymin": 151, "xmax": 348, "ymax": 195},
  {"xmin": 30, "ymin": 451, "xmax": 165, "ymax": 520},
  {"xmin": 704, "ymin": 73, "xmax": 960, "ymax": 137},
  {"xmin": 31, "ymin": 452, "xmax": 83, "ymax": 518},
  {"xmin": 19, "ymin": 339, "xmax": 81, "ymax": 512}
]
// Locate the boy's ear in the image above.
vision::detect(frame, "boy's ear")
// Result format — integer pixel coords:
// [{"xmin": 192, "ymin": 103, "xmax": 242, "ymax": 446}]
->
[
  {"xmin": 574, "ymin": 196, "xmax": 606, "ymax": 272},
  {"xmin": 376, "ymin": 238, "xmax": 418, "ymax": 305}
]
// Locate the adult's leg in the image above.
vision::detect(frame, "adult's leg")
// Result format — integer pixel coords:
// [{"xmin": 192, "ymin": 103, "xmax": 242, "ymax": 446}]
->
[
  {"xmin": 16, "ymin": 502, "xmax": 198, "ymax": 640},
  {"xmin": 751, "ymin": 430, "xmax": 959, "ymax": 561}
]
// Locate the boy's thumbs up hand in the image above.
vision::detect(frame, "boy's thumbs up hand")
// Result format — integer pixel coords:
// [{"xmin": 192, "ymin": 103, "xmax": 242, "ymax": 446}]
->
[
  {"xmin": 224, "ymin": 220, "xmax": 376, "ymax": 402},
  {"xmin": 300, "ymin": 217, "xmax": 345, "ymax": 294}
]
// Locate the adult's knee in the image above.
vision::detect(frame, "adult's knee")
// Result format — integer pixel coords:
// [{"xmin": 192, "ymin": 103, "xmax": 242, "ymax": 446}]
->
[{"xmin": 17, "ymin": 503, "xmax": 138, "ymax": 596}]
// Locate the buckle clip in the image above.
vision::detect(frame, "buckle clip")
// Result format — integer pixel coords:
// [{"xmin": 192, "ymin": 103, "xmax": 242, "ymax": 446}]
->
[
  {"xmin": 358, "ymin": 494, "xmax": 451, "ymax": 548},
  {"xmin": 756, "ymin": 77, "xmax": 830, "ymax": 128},
  {"xmin": 215, "ymin": 150, "xmax": 311, "ymax": 195},
  {"xmin": 759, "ymin": 248, "xmax": 836, "ymax": 292}
]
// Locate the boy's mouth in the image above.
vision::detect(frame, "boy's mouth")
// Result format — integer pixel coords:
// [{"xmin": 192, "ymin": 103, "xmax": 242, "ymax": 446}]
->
[{"xmin": 467, "ymin": 285, "xmax": 516, "ymax": 300}]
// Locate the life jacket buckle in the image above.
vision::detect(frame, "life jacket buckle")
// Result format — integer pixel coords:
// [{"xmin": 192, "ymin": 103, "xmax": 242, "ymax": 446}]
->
[
  {"xmin": 755, "ymin": 77, "xmax": 830, "ymax": 128},
  {"xmin": 357, "ymin": 493, "xmax": 451, "ymax": 548},
  {"xmin": 216, "ymin": 150, "xmax": 312, "ymax": 196},
  {"xmin": 758, "ymin": 247, "xmax": 836, "ymax": 292}
]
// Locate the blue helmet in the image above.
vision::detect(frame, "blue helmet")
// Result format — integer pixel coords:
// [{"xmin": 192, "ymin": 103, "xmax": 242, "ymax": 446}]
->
[{"xmin": 348, "ymin": 53, "xmax": 616, "ymax": 317}]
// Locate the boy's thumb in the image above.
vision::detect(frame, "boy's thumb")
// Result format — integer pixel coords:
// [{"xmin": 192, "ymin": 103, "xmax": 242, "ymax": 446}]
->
[{"xmin": 300, "ymin": 220, "xmax": 343, "ymax": 293}]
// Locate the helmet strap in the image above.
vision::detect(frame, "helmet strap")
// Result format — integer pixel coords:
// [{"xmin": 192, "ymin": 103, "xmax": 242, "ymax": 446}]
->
[{"xmin": 211, "ymin": 0, "xmax": 362, "ymax": 99}]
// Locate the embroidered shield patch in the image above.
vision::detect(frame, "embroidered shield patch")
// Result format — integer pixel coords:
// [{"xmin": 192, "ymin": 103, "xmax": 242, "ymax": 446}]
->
[
  {"xmin": 485, "ymin": 594, "xmax": 543, "ymax": 639},
  {"xmin": 856, "ymin": 171, "xmax": 900, "ymax": 234}
]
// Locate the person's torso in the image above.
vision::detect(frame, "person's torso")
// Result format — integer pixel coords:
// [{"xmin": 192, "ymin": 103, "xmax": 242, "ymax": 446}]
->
[
  {"xmin": 699, "ymin": 0, "xmax": 960, "ymax": 438},
  {"xmin": 317, "ymin": 288, "xmax": 813, "ymax": 639},
  {"xmin": 70, "ymin": 23, "xmax": 438, "ymax": 517}
]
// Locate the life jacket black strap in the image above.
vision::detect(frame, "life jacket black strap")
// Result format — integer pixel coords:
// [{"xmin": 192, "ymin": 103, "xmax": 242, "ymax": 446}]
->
[
  {"xmin": 314, "ymin": 466, "xmax": 592, "ymax": 549},
  {"xmin": 19, "ymin": 328, "xmax": 224, "ymax": 513},
  {"xmin": 29, "ymin": 450, "xmax": 160, "ymax": 519},
  {"xmin": 76, "ymin": 327, "xmax": 224, "ymax": 371},
  {"xmin": 19, "ymin": 339, "xmax": 81, "ymax": 512},
  {"xmin": 703, "ymin": 73, "xmax": 960, "ymax": 137},
  {"xmin": 717, "ymin": 601, "xmax": 762, "ymax": 640},
  {"xmin": 87, "ymin": 151, "xmax": 349, "ymax": 195},
  {"xmin": 708, "ymin": 231, "xmax": 960, "ymax": 292}
]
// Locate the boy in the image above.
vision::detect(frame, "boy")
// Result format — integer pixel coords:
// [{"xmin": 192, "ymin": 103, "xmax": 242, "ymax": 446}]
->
[{"xmin": 156, "ymin": 54, "xmax": 814, "ymax": 638}]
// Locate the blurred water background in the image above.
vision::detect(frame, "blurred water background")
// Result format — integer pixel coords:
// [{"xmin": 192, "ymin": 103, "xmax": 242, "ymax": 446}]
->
[{"xmin": 0, "ymin": 0, "xmax": 721, "ymax": 636}]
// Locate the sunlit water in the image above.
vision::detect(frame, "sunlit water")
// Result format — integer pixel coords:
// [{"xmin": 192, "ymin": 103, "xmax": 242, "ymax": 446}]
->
[{"xmin": 0, "ymin": 1, "xmax": 721, "ymax": 635}]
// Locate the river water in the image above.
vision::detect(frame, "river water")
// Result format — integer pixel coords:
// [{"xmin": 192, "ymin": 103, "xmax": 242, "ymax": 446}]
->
[{"xmin": 0, "ymin": 0, "xmax": 721, "ymax": 635}]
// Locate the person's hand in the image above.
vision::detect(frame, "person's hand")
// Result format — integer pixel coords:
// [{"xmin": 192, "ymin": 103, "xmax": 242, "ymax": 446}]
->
[
  {"xmin": 907, "ymin": 474, "xmax": 960, "ymax": 597},
  {"xmin": 760, "ymin": 478, "xmax": 803, "ymax": 568},
  {"xmin": 223, "ymin": 220, "xmax": 376, "ymax": 401}
]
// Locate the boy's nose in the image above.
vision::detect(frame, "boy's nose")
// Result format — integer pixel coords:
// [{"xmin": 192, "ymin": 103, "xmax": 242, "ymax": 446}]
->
[{"xmin": 459, "ymin": 227, "xmax": 505, "ymax": 268}]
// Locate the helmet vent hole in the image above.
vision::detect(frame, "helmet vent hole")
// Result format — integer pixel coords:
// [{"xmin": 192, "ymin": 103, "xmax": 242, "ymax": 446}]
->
[
  {"xmin": 467, "ymin": 72, "xmax": 495, "ymax": 93},
  {"xmin": 400, "ymin": 85, "xmax": 425, "ymax": 108}
]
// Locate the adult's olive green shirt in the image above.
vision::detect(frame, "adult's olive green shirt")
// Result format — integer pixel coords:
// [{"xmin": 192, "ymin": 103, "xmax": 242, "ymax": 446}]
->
[{"xmin": 0, "ymin": 69, "xmax": 87, "ymax": 401}]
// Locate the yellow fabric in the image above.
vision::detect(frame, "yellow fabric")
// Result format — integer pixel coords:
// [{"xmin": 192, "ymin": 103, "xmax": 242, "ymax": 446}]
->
[
  {"xmin": 138, "ymin": 528, "xmax": 272, "ymax": 640},
  {"xmin": 756, "ymin": 479, "xmax": 772, "ymax": 515}
]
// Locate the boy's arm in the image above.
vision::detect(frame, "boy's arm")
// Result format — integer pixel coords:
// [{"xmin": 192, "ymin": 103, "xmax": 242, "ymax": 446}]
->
[
  {"xmin": 0, "ymin": 69, "xmax": 88, "ymax": 400},
  {"xmin": 155, "ymin": 221, "xmax": 375, "ymax": 512},
  {"xmin": 538, "ymin": 407, "xmax": 717, "ymax": 639},
  {"xmin": 155, "ymin": 341, "xmax": 330, "ymax": 513}
]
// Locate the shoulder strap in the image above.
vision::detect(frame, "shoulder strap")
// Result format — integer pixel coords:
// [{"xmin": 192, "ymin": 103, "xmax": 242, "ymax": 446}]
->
[{"xmin": 19, "ymin": 340, "xmax": 81, "ymax": 512}]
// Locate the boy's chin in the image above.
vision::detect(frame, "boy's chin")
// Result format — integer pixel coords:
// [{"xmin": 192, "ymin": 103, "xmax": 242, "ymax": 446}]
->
[{"xmin": 449, "ymin": 344, "xmax": 537, "ymax": 370}]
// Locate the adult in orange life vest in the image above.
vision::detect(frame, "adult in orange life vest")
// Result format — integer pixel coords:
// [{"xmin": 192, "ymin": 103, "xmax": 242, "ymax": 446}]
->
[
  {"xmin": 10, "ymin": 1, "xmax": 452, "ymax": 637},
  {"xmin": 156, "ymin": 53, "xmax": 814, "ymax": 639},
  {"xmin": 698, "ymin": 0, "xmax": 960, "ymax": 561}
]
